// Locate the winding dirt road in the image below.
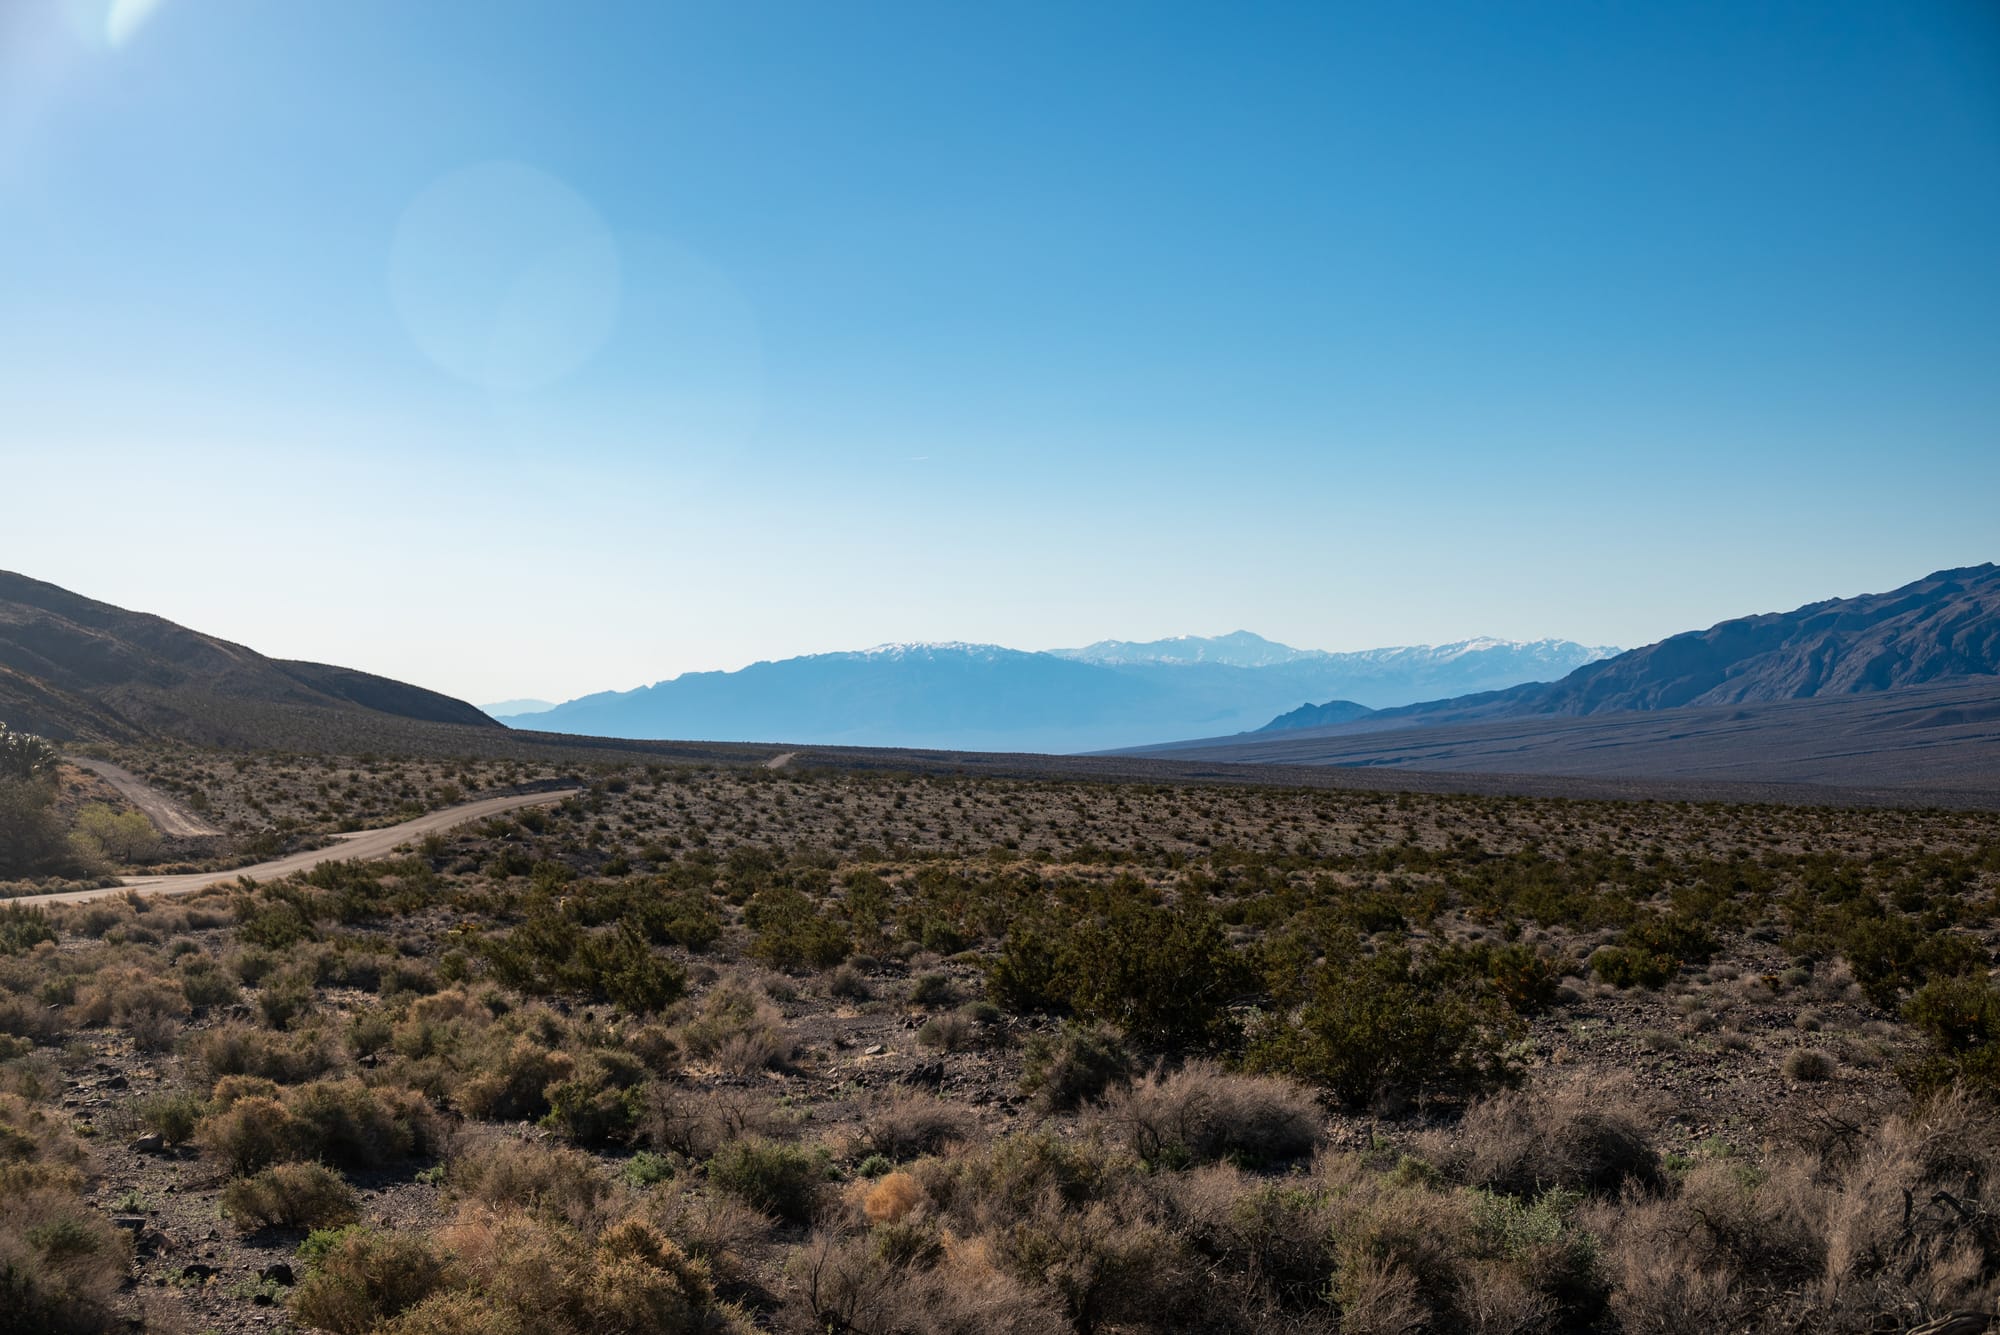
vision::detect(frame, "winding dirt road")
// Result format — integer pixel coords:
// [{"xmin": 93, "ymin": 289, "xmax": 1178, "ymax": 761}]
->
[{"xmin": 13, "ymin": 788, "xmax": 578, "ymax": 906}]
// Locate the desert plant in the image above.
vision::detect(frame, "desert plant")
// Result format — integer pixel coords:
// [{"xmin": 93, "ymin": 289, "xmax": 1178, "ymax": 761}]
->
[
  {"xmin": 1106, "ymin": 1062, "xmax": 1323, "ymax": 1168},
  {"xmin": 1019, "ymin": 1023, "xmax": 1132, "ymax": 1113},
  {"xmin": 222, "ymin": 1161, "xmax": 361, "ymax": 1231},
  {"xmin": 292, "ymin": 1226, "xmax": 446, "ymax": 1334}
]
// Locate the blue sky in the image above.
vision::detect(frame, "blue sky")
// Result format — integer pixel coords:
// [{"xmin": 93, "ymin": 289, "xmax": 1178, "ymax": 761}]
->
[{"xmin": 3, "ymin": 0, "xmax": 1996, "ymax": 704}]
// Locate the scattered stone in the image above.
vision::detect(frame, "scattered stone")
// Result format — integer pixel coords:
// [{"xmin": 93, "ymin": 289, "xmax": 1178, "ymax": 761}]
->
[
  {"xmin": 259, "ymin": 1263, "xmax": 295, "ymax": 1286},
  {"xmin": 179, "ymin": 1263, "xmax": 219, "ymax": 1283},
  {"xmin": 130, "ymin": 1132, "xmax": 165, "ymax": 1154}
]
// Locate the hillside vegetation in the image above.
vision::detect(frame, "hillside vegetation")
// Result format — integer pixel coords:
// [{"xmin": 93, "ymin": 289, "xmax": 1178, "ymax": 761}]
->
[{"xmin": 1, "ymin": 748, "xmax": 1996, "ymax": 1333}]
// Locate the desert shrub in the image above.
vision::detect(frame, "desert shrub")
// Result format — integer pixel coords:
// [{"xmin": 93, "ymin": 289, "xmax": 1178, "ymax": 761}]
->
[
  {"xmin": 1452, "ymin": 1081, "xmax": 1663, "ymax": 1198},
  {"xmin": 448, "ymin": 1136, "xmax": 611, "ymax": 1229},
  {"xmin": 1900, "ymin": 971, "xmax": 2000, "ymax": 1098},
  {"xmin": 457, "ymin": 1037, "xmax": 573, "ymax": 1122},
  {"xmin": 257, "ymin": 966, "xmax": 319, "ymax": 1029},
  {"xmin": 781, "ymin": 1228, "xmax": 1060, "ymax": 1335},
  {"xmin": 1066, "ymin": 904, "xmax": 1252, "ymax": 1046},
  {"xmin": 826, "ymin": 964, "xmax": 871, "ymax": 1000},
  {"xmin": 194, "ymin": 1022, "xmax": 341, "ymax": 1084},
  {"xmin": 0, "ymin": 1185, "xmax": 130, "ymax": 1334},
  {"xmin": 908, "ymin": 972, "xmax": 954, "ymax": 1006},
  {"xmin": 178, "ymin": 956, "xmax": 243, "ymax": 1009},
  {"xmin": 221, "ymin": 1161, "xmax": 360, "ymax": 1231},
  {"xmin": 593, "ymin": 925, "xmax": 688, "ymax": 1014},
  {"xmin": 198, "ymin": 1094, "xmax": 300, "ymax": 1175},
  {"xmin": 707, "ymin": 1138, "xmax": 827, "ymax": 1225},
  {"xmin": 645, "ymin": 1085, "xmax": 779, "ymax": 1161},
  {"xmin": 292, "ymin": 1226, "xmax": 446, "ymax": 1335},
  {"xmin": 915, "ymin": 1011, "xmax": 974, "ymax": 1051},
  {"xmin": 679, "ymin": 980, "xmax": 794, "ymax": 1073},
  {"xmin": 1106, "ymin": 1062, "xmax": 1322, "ymax": 1168},
  {"xmin": 71, "ymin": 965, "xmax": 187, "ymax": 1030},
  {"xmin": 135, "ymin": 1090, "xmax": 204, "ymax": 1146},
  {"xmin": 746, "ymin": 887, "xmax": 850, "ymax": 970},
  {"xmin": 288, "ymin": 1078, "xmax": 433, "ymax": 1167},
  {"xmin": 1783, "ymin": 1049, "xmax": 1836, "ymax": 1082},
  {"xmin": 541, "ymin": 1051, "xmax": 648, "ymax": 1146},
  {"xmin": 198, "ymin": 1079, "xmax": 430, "ymax": 1173},
  {"xmin": 373, "ymin": 1290, "xmax": 526, "ymax": 1335},
  {"xmin": 1248, "ymin": 946, "xmax": 1515, "ymax": 1110},
  {"xmin": 423, "ymin": 1208, "xmax": 745, "ymax": 1335},
  {"xmin": 0, "ymin": 994, "xmax": 62, "ymax": 1047},
  {"xmin": 1019, "ymin": 1023, "xmax": 1133, "ymax": 1112},
  {"xmin": 858, "ymin": 1089, "xmax": 977, "ymax": 1162},
  {"xmin": 990, "ymin": 903, "xmax": 1251, "ymax": 1046}
]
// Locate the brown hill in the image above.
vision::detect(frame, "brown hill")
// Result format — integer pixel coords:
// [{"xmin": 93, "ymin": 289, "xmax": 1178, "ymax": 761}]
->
[{"xmin": 0, "ymin": 571, "xmax": 498, "ymax": 747}]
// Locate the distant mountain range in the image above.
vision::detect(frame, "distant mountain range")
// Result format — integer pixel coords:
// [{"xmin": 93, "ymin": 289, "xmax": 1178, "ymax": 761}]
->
[
  {"xmin": 0, "ymin": 571, "xmax": 497, "ymax": 748},
  {"xmin": 500, "ymin": 634, "xmax": 1616, "ymax": 753}
]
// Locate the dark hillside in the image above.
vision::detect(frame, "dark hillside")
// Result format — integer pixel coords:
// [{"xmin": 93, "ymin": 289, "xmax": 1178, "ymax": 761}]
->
[{"xmin": 0, "ymin": 571, "xmax": 497, "ymax": 745}]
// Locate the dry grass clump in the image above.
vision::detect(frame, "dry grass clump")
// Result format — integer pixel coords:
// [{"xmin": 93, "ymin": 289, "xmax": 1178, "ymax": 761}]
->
[
  {"xmin": 0, "ymin": 1183, "xmax": 132, "ymax": 1335},
  {"xmin": 221, "ymin": 1160, "xmax": 361, "ymax": 1231},
  {"xmin": 1446, "ymin": 1078, "xmax": 1664, "ymax": 1199},
  {"xmin": 1105, "ymin": 1062, "xmax": 1323, "ymax": 1167},
  {"xmin": 678, "ymin": 978, "xmax": 795, "ymax": 1073},
  {"xmin": 856, "ymin": 1088, "xmax": 979, "ymax": 1163}
]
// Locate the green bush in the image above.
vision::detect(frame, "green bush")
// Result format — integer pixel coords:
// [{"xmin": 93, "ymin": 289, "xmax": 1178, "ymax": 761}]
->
[
  {"xmin": 1901, "ymin": 972, "xmax": 2000, "ymax": 1098},
  {"xmin": 136, "ymin": 1091, "xmax": 205, "ymax": 1146},
  {"xmin": 1019, "ymin": 1023, "xmax": 1132, "ymax": 1112},
  {"xmin": 0, "ymin": 905, "xmax": 55, "ymax": 957},
  {"xmin": 991, "ymin": 904, "xmax": 1251, "ymax": 1047},
  {"xmin": 1249, "ymin": 947, "xmax": 1516, "ymax": 1110},
  {"xmin": 706, "ymin": 1138, "xmax": 827, "ymax": 1224},
  {"xmin": 746, "ymin": 887, "xmax": 850, "ymax": 970}
]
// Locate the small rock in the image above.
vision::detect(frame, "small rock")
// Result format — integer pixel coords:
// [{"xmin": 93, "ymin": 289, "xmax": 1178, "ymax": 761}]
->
[
  {"xmin": 100, "ymin": 1074, "xmax": 129, "ymax": 1090},
  {"xmin": 259, "ymin": 1263, "xmax": 295, "ymax": 1287},
  {"xmin": 179, "ymin": 1263, "xmax": 219, "ymax": 1283},
  {"xmin": 130, "ymin": 1133, "xmax": 165, "ymax": 1154},
  {"xmin": 863, "ymin": 1044, "xmax": 885, "ymax": 1056}
]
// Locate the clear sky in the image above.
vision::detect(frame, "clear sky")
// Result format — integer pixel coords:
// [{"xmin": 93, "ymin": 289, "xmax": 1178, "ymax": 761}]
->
[{"xmin": 3, "ymin": 0, "xmax": 1997, "ymax": 705}]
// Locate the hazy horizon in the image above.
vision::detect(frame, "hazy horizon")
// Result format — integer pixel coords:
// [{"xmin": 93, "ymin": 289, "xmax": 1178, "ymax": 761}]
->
[{"xmin": 5, "ymin": 1, "xmax": 1997, "ymax": 704}]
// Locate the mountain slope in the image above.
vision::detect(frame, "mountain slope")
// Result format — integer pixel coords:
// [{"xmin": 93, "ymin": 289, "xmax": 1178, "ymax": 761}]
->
[
  {"xmin": 1370, "ymin": 563, "xmax": 2000, "ymax": 728},
  {"xmin": 0, "ymin": 571, "xmax": 498, "ymax": 746},
  {"xmin": 1132, "ymin": 565, "xmax": 2000, "ymax": 791}
]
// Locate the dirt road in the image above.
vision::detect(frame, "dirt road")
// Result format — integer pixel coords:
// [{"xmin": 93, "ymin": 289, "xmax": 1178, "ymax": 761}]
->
[
  {"xmin": 71, "ymin": 756, "xmax": 225, "ymax": 837},
  {"xmin": 12, "ymin": 787, "xmax": 577, "ymax": 906}
]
